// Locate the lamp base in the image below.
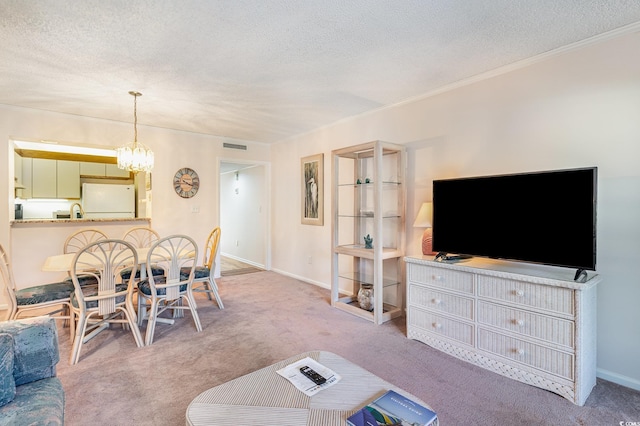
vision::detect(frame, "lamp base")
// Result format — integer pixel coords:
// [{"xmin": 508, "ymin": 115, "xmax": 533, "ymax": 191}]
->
[{"xmin": 422, "ymin": 228, "xmax": 436, "ymax": 256}]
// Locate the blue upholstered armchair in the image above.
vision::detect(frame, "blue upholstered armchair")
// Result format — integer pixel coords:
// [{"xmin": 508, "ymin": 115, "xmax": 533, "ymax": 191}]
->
[{"xmin": 0, "ymin": 316, "xmax": 65, "ymax": 425}]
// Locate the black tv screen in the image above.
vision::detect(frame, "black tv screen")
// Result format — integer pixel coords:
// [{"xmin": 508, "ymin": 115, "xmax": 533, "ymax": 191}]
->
[{"xmin": 432, "ymin": 167, "xmax": 597, "ymax": 271}]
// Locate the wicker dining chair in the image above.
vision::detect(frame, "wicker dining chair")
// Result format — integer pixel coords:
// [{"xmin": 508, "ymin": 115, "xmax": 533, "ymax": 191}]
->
[
  {"xmin": 0, "ymin": 243, "xmax": 74, "ymax": 336},
  {"xmin": 120, "ymin": 226, "xmax": 164, "ymax": 281},
  {"xmin": 68, "ymin": 239, "xmax": 144, "ymax": 365},
  {"xmin": 137, "ymin": 234, "xmax": 202, "ymax": 345},
  {"xmin": 180, "ymin": 227, "xmax": 224, "ymax": 309},
  {"xmin": 64, "ymin": 228, "xmax": 109, "ymax": 254},
  {"xmin": 63, "ymin": 228, "xmax": 109, "ymax": 287}
]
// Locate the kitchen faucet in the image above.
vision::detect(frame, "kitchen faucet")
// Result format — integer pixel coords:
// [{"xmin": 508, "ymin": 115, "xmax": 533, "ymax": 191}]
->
[{"xmin": 70, "ymin": 203, "xmax": 84, "ymax": 219}]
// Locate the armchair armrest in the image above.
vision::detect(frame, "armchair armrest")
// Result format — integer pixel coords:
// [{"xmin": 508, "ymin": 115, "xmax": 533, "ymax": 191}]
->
[{"xmin": 0, "ymin": 317, "xmax": 59, "ymax": 385}]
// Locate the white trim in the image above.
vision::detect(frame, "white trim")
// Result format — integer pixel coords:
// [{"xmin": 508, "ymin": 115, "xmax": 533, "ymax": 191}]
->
[
  {"xmin": 219, "ymin": 252, "xmax": 264, "ymax": 270},
  {"xmin": 597, "ymin": 368, "xmax": 640, "ymax": 392},
  {"xmin": 270, "ymin": 268, "xmax": 330, "ymax": 291}
]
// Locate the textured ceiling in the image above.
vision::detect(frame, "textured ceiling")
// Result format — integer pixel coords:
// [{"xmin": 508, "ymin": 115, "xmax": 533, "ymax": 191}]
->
[{"xmin": 1, "ymin": 1, "xmax": 640, "ymax": 144}]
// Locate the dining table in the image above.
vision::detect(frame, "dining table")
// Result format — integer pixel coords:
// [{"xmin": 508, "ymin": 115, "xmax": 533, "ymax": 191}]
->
[
  {"xmin": 42, "ymin": 246, "xmax": 196, "ymax": 323},
  {"xmin": 42, "ymin": 247, "xmax": 152, "ymax": 274}
]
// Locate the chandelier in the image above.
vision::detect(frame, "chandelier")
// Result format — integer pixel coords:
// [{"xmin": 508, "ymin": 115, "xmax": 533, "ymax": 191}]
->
[{"xmin": 116, "ymin": 91, "xmax": 154, "ymax": 172}]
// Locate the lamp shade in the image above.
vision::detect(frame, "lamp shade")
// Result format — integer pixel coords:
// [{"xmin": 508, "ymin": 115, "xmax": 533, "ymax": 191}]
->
[
  {"xmin": 413, "ymin": 202, "xmax": 433, "ymax": 228},
  {"xmin": 413, "ymin": 202, "xmax": 435, "ymax": 256}
]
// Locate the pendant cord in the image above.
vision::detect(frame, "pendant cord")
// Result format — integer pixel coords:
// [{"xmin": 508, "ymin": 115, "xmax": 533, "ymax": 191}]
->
[{"xmin": 133, "ymin": 94, "xmax": 138, "ymax": 146}]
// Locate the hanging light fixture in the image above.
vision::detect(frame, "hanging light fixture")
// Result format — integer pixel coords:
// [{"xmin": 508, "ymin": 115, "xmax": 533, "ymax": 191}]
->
[{"xmin": 116, "ymin": 91, "xmax": 154, "ymax": 172}]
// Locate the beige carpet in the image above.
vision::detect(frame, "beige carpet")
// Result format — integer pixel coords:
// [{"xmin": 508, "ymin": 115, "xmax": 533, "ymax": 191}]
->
[{"xmin": 55, "ymin": 271, "xmax": 640, "ymax": 425}]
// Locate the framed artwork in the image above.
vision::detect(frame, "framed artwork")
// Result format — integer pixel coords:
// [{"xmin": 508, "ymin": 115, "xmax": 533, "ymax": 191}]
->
[{"xmin": 301, "ymin": 153, "xmax": 324, "ymax": 226}]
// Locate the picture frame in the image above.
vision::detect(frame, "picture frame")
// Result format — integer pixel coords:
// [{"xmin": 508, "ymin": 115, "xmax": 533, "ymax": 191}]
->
[{"xmin": 301, "ymin": 153, "xmax": 324, "ymax": 226}]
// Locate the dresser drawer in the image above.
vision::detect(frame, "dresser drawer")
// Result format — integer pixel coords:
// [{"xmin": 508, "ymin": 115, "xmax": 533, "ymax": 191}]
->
[
  {"xmin": 478, "ymin": 328, "xmax": 574, "ymax": 380},
  {"xmin": 477, "ymin": 276, "xmax": 574, "ymax": 316},
  {"xmin": 408, "ymin": 306, "xmax": 474, "ymax": 346},
  {"xmin": 408, "ymin": 264, "xmax": 474, "ymax": 294},
  {"xmin": 409, "ymin": 284, "xmax": 474, "ymax": 320},
  {"xmin": 477, "ymin": 301, "xmax": 574, "ymax": 348}
]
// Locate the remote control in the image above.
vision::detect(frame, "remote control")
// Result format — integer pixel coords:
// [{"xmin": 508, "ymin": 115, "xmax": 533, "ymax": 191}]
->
[{"xmin": 299, "ymin": 365, "xmax": 326, "ymax": 385}]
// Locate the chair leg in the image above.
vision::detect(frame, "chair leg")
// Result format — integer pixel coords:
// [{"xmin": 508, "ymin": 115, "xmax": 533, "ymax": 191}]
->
[
  {"xmin": 70, "ymin": 314, "xmax": 87, "ymax": 365},
  {"xmin": 185, "ymin": 293, "xmax": 202, "ymax": 332},
  {"xmin": 209, "ymin": 276, "xmax": 224, "ymax": 309},
  {"xmin": 121, "ymin": 307, "xmax": 144, "ymax": 348},
  {"xmin": 144, "ymin": 298, "xmax": 160, "ymax": 346},
  {"xmin": 199, "ymin": 278, "xmax": 213, "ymax": 301}
]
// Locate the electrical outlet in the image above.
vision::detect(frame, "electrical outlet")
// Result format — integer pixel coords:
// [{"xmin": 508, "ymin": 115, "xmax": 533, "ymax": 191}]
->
[
  {"xmin": 307, "ymin": 256, "xmax": 312, "ymax": 264},
  {"xmin": 235, "ymin": 240, "xmax": 239, "ymax": 246},
  {"xmin": 191, "ymin": 206, "xmax": 200, "ymax": 213}
]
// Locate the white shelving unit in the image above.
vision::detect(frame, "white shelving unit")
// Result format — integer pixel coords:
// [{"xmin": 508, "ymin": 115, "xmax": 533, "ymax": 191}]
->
[{"xmin": 331, "ymin": 141, "xmax": 405, "ymax": 324}]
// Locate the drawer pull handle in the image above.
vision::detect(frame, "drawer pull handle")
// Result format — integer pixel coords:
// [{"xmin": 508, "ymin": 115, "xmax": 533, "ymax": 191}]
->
[
  {"xmin": 516, "ymin": 348, "xmax": 525, "ymax": 356},
  {"xmin": 432, "ymin": 275, "xmax": 443, "ymax": 281},
  {"xmin": 515, "ymin": 290, "xmax": 525, "ymax": 297},
  {"xmin": 433, "ymin": 322, "xmax": 442, "ymax": 329},
  {"xmin": 432, "ymin": 298, "xmax": 442, "ymax": 305},
  {"xmin": 515, "ymin": 319, "xmax": 524, "ymax": 326}
]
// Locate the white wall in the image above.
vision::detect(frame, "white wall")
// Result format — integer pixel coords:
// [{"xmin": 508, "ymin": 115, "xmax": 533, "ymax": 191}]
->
[
  {"xmin": 0, "ymin": 105, "xmax": 269, "ymax": 291},
  {"xmin": 270, "ymin": 31, "xmax": 640, "ymax": 390},
  {"xmin": 219, "ymin": 164, "xmax": 268, "ymax": 268}
]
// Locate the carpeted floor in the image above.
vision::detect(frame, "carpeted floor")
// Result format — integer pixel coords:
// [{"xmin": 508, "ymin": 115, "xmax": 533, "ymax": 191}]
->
[{"xmin": 55, "ymin": 271, "xmax": 640, "ymax": 425}]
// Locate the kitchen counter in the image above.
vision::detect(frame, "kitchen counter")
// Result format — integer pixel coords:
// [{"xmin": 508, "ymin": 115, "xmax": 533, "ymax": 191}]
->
[
  {"xmin": 10, "ymin": 217, "xmax": 153, "ymax": 287},
  {"xmin": 11, "ymin": 217, "xmax": 150, "ymax": 225}
]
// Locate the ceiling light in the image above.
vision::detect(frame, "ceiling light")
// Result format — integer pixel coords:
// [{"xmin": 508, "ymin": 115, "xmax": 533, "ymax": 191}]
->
[{"xmin": 116, "ymin": 91, "xmax": 154, "ymax": 173}]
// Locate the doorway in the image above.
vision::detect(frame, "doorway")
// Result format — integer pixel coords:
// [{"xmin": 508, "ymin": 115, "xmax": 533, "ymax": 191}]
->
[{"xmin": 218, "ymin": 160, "xmax": 270, "ymax": 275}]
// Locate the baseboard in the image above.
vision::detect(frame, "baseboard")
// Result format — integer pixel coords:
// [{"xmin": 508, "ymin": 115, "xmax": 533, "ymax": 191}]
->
[
  {"xmin": 597, "ymin": 368, "xmax": 640, "ymax": 391},
  {"xmin": 270, "ymin": 268, "xmax": 330, "ymax": 290},
  {"xmin": 220, "ymin": 252, "xmax": 265, "ymax": 269}
]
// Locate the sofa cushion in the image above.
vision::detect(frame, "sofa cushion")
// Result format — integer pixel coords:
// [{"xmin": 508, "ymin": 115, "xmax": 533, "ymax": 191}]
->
[
  {"xmin": 0, "ymin": 317, "xmax": 59, "ymax": 386},
  {"xmin": 0, "ymin": 377, "xmax": 64, "ymax": 426},
  {"xmin": 0, "ymin": 334, "xmax": 15, "ymax": 407}
]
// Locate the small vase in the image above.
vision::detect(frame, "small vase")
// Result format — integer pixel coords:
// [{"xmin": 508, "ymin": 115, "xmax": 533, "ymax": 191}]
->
[{"xmin": 357, "ymin": 283, "xmax": 374, "ymax": 311}]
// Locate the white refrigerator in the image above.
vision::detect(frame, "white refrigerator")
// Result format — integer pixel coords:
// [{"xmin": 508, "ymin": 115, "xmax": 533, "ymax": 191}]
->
[{"xmin": 82, "ymin": 183, "xmax": 136, "ymax": 218}]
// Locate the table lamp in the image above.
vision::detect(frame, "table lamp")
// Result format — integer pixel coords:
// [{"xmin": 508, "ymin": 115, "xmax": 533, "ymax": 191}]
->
[{"xmin": 413, "ymin": 202, "xmax": 435, "ymax": 255}]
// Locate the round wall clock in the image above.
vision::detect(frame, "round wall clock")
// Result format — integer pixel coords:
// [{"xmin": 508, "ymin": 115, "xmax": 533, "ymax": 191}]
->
[{"xmin": 173, "ymin": 167, "xmax": 200, "ymax": 198}]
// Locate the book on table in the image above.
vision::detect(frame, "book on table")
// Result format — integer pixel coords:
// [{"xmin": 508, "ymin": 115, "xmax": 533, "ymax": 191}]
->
[{"xmin": 346, "ymin": 389, "xmax": 437, "ymax": 426}]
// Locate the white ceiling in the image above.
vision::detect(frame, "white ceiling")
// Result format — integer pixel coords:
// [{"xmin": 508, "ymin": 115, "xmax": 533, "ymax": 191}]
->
[{"xmin": 1, "ymin": 1, "xmax": 640, "ymax": 144}]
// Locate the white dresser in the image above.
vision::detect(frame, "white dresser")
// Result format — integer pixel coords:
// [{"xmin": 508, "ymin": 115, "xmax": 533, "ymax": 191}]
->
[{"xmin": 405, "ymin": 256, "xmax": 600, "ymax": 405}]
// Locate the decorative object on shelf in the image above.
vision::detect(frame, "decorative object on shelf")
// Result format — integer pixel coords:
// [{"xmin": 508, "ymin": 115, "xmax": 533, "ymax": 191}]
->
[
  {"xmin": 364, "ymin": 234, "xmax": 373, "ymax": 249},
  {"xmin": 413, "ymin": 202, "xmax": 435, "ymax": 255},
  {"xmin": 365, "ymin": 178, "xmax": 371, "ymax": 183},
  {"xmin": 116, "ymin": 91, "xmax": 154, "ymax": 173},
  {"xmin": 173, "ymin": 167, "xmax": 200, "ymax": 198},
  {"xmin": 357, "ymin": 283, "xmax": 374, "ymax": 311},
  {"xmin": 301, "ymin": 153, "xmax": 324, "ymax": 226},
  {"xmin": 357, "ymin": 178, "xmax": 362, "ymax": 184}
]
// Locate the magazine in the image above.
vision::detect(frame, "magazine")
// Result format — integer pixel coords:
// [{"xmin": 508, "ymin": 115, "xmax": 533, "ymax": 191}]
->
[{"xmin": 347, "ymin": 389, "xmax": 437, "ymax": 426}]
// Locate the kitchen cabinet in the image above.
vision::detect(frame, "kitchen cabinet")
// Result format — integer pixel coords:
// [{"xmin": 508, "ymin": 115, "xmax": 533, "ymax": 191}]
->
[
  {"xmin": 57, "ymin": 160, "xmax": 80, "ymax": 198},
  {"xmin": 32, "ymin": 158, "xmax": 57, "ymax": 198},
  {"xmin": 30, "ymin": 158, "xmax": 80, "ymax": 199},
  {"xmin": 80, "ymin": 162, "xmax": 130, "ymax": 178},
  {"xmin": 14, "ymin": 152, "xmax": 22, "ymax": 186},
  {"xmin": 405, "ymin": 256, "xmax": 600, "ymax": 405},
  {"xmin": 331, "ymin": 140, "xmax": 405, "ymax": 324},
  {"xmin": 21, "ymin": 158, "xmax": 32, "ymax": 198}
]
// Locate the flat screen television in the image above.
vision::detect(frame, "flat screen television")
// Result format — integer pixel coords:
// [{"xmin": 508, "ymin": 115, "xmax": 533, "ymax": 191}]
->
[{"xmin": 432, "ymin": 167, "xmax": 597, "ymax": 272}]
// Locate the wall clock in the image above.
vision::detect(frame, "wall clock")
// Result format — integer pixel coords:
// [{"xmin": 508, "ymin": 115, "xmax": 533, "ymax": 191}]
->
[{"xmin": 173, "ymin": 167, "xmax": 200, "ymax": 198}]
